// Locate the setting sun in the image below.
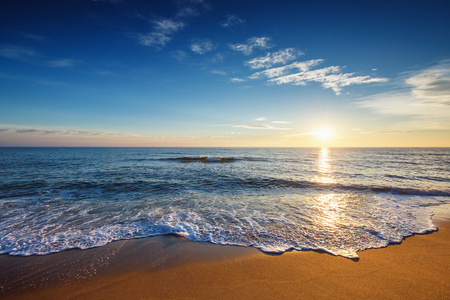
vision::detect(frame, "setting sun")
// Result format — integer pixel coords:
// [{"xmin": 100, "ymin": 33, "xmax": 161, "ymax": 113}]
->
[{"xmin": 315, "ymin": 128, "xmax": 333, "ymax": 140}]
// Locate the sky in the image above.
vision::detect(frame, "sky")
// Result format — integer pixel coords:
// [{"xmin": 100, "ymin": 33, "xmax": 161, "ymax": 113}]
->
[{"xmin": 1, "ymin": 0, "xmax": 449, "ymax": 147}]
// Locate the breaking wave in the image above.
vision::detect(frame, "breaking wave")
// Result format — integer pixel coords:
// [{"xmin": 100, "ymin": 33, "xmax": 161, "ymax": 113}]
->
[{"xmin": 1, "ymin": 147, "xmax": 448, "ymax": 258}]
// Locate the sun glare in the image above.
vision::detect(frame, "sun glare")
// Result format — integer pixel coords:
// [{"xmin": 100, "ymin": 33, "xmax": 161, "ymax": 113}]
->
[{"xmin": 315, "ymin": 128, "xmax": 333, "ymax": 140}]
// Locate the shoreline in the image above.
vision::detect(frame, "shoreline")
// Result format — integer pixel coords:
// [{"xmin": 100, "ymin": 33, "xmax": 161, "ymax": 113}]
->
[{"xmin": 1, "ymin": 205, "xmax": 449, "ymax": 299}]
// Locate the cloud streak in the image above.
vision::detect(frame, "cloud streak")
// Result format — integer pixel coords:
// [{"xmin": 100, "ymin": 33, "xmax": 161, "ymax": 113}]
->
[
  {"xmin": 218, "ymin": 123, "xmax": 290, "ymax": 130},
  {"xmin": 220, "ymin": 15, "xmax": 245, "ymax": 28},
  {"xmin": 136, "ymin": 0, "xmax": 209, "ymax": 49},
  {"xmin": 267, "ymin": 65, "xmax": 388, "ymax": 94},
  {"xmin": 176, "ymin": 0, "xmax": 210, "ymax": 17},
  {"xmin": 0, "ymin": 45, "xmax": 37, "ymax": 60},
  {"xmin": 0, "ymin": 73, "xmax": 68, "ymax": 86},
  {"xmin": 248, "ymin": 57, "xmax": 388, "ymax": 95},
  {"xmin": 138, "ymin": 19, "xmax": 185, "ymax": 48},
  {"xmin": 46, "ymin": 59, "xmax": 76, "ymax": 67},
  {"xmin": 0, "ymin": 45, "xmax": 77, "ymax": 68},
  {"xmin": 210, "ymin": 69, "xmax": 227, "ymax": 76},
  {"xmin": 230, "ymin": 37, "xmax": 273, "ymax": 55},
  {"xmin": 360, "ymin": 130, "xmax": 413, "ymax": 134},
  {"xmin": 250, "ymin": 59, "xmax": 323, "ymax": 79},
  {"xmin": 406, "ymin": 63, "xmax": 450, "ymax": 106},
  {"xmin": 246, "ymin": 48, "xmax": 302, "ymax": 69},
  {"xmin": 20, "ymin": 33, "xmax": 48, "ymax": 43},
  {"xmin": 231, "ymin": 124, "xmax": 289, "ymax": 130},
  {"xmin": 13, "ymin": 128, "xmax": 108, "ymax": 136},
  {"xmin": 0, "ymin": 125, "xmax": 228, "ymax": 147},
  {"xmin": 357, "ymin": 60, "xmax": 450, "ymax": 129},
  {"xmin": 190, "ymin": 39, "xmax": 213, "ymax": 54}
]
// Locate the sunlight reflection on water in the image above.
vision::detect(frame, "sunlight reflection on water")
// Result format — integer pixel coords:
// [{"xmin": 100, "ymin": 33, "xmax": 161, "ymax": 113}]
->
[
  {"xmin": 0, "ymin": 147, "xmax": 445, "ymax": 258},
  {"xmin": 316, "ymin": 194, "xmax": 348, "ymax": 230},
  {"xmin": 314, "ymin": 147, "xmax": 337, "ymax": 184}
]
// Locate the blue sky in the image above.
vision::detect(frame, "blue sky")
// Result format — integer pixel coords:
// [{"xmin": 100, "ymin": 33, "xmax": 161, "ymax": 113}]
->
[{"xmin": 1, "ymin": 0, "xmax": 449, "ymax": 146}]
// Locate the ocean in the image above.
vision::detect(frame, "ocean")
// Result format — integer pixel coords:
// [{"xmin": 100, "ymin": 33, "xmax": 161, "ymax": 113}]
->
[{"xmin": 0, "ymin": 147, "xmax": 449, "ymax": 258}]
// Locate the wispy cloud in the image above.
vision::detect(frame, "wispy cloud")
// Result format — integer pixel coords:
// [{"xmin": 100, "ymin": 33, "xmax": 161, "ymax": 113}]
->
[
  {"xmin": 20, "ymin": 33, "xmax": 48, "ymax": 43},
  {"xmin": 229, "ymin": 37, "xmax": 273, "ymax": 55},
  {"xmin": 249, "ymin": 58, "xmax": 388, "ymax": 95},
  {"xmin": 272, "ymin": 121, "xmax": 289, "ymax": 124},
  {"xmin": 218, "ymin": 122, "xmax": 290, "ymax": 130},
  {"xmin": 227, "ymin": 36, "xmax": 387, "ymax": 94},
  {"xmin": 171, "ymin": 50, "xmax": 188, "ymax": 61},
  {"xmin": 231, "ymin": 124, "xmax": 289, "ymax": 130},
  {"xmin": 255, "ymin": 117, "xmax": 266, "ymax": 121},
  {"xmin": 0, "ymin": 45, "xmax": 77, "ymax": 68},
  {"xmin": 269, "ymin": 66, "xmax": 388, "ymax": 95},
  {"xmin": 0, "ymin": 125, "xmax": 222, "ymax": 141},
  {"xmin": 0, "ymin": 124, "xmax": 232, "ymax": 147},
  {"xmin": 0, "ymin": 45, "xmax": 37, "ymax": 60},
  {"xmin": 359, "ymin": 130, "xmax": 413, "ymax": 134},
  {"xmin": 210, "ymin": 69, "xmax": 227, "ymax": 76},
  {"xmin": 136, "ymin": 0, "xmax": 208, "ymax": 49},
  {"xmin": 176, "ymin": 0, "xmax": 210, "ymax": 17},
  {"xmin": 357, "ymin": 60, "xmax": 450, "ymax": 129},
  {"xmin": 246, "ymin": 48, "xmax": 302, "ymax": 69},
  {"xmin": 137, "ymin": 19, "xmax": 185, "ymax": 48},
  {"xmin": 220, "ymin": 15, "xmax": 245, "ymax": 28},
  {"xmin": 358, "ymin": 91, "xmax": 421, "ymax": 115},
  {"xmin": 249, "ymin": 59, "xmax": 323, "ymax": 79},
  {"xmin": 12, "ymin": 128, "xmax": 109, "ymax": 136},
  {"xmin": 46, "ymin": 59, "xmax": 76, "ymax": 67},
  {"xmin": 405, "ymin": 62, "xmax": 450, "ymax": 106},
  {"xmin": 0, "ymin": 73, "xmax": 68, "ymax": 86},
  {"xmin": 230, "ymin": 77, "xmax": 245, "ymax": 83},
  {"xmin": 212, "ymin": 53, "xmax": 224, "ymax": 63},
  {"xmin": 190, "ymin": 39, "xmax": 213, "ymax": 54}
]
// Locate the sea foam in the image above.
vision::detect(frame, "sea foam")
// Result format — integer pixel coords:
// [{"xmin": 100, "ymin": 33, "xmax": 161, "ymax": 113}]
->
[{"xmin": 0, "ymin": 147, "xmax": 448, "ymax": 258}]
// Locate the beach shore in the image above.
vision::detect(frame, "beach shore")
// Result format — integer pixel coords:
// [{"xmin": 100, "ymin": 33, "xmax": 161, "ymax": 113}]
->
[{"xmin": 1, "ymin": 205, "xmax": 449, "ymax": 300}]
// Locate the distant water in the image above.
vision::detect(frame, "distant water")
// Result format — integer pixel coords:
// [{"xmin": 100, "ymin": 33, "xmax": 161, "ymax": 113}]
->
[{"xmin": 1, "ymin": 147, "xmax": 449, "ymax": 258}]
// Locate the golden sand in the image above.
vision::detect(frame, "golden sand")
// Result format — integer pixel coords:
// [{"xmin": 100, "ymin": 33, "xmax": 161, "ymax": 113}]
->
[{"xmin": 1, "ymin": 214, "xmax": 449, "ymax": 299}]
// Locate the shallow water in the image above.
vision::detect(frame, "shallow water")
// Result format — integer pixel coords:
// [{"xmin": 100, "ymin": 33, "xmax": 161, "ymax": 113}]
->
[{"xmin": 0, "ymin": 147, "xmax": 449, "ymax": 258}]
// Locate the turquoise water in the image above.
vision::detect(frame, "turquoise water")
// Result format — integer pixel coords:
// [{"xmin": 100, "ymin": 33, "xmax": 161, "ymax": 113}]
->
[{"xmin": 1, "ymin": 147, "xmax": 449, "ymax": 258}]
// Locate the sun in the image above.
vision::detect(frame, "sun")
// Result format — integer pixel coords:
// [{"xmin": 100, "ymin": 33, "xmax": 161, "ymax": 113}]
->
[{"xmin": 315, "ymin": 127, "xmax": 333, "ymax": 140}]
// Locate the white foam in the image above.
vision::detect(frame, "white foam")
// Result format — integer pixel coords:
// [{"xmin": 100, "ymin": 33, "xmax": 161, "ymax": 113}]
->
[{"xmin": 0, "ymin": 191, "xmax": 444, "ymax": 258}]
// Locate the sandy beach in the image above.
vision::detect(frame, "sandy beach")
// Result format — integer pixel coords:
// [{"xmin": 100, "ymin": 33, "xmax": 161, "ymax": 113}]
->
[
  {"xmin": 1, "ymin": 206, "xmax": 449, "ymax": 300},
  {"xmin": 1, "ymin": 0, "xmax": 450, "ymax": 297}
]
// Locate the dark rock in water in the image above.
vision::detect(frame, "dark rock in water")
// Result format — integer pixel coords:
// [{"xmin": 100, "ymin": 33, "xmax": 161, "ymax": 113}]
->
[{"xmin": 174, "ymin": 156, "xmax": 238, "ymax": 163}]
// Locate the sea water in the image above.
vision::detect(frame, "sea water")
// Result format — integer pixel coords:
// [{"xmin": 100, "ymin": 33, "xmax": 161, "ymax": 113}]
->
[{"xmin": 0, "ymin": 147, "xmax": 449, "ymax": 258}]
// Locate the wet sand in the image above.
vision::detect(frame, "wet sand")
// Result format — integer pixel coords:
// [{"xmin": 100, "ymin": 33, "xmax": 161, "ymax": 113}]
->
[{"xmin": 1, "ymin": 206, "xmax": 449, "ymax": 299}]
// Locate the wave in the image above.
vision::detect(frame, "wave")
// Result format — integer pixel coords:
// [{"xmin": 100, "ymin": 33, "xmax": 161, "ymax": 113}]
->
[
  {"xmin": 366, "ymin": 186, "xmax": 450, "ymax": 196},
  {"xmin": 1, "ymin": 176, "xmax": 449, "ymax": 200},
  {"xmin": 385, "ymin": 174, "xmax": 409, "ymax": 180},
  {"xmin": 0, "ymin": 193, "xmax": 440, "ymax": 258},
  {"xmin": 200, "ymin": 176, "xmax": 450, "ymax": 197},
  {"xmin": 416, "ymin": 175, "xmax": 450, "ymax": 183},
  {"xmin": 1, "ymin": 147, "xmax": 448, "ymax": 259}
]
